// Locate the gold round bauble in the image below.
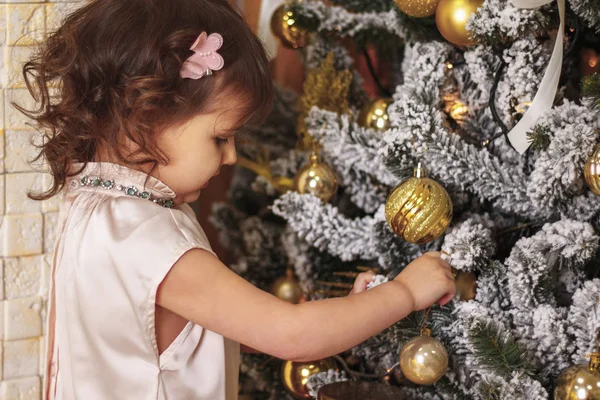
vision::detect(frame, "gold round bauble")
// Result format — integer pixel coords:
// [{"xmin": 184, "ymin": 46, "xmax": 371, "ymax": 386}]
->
[
  {"xmin": 435, "ymin": 0, "xmax": 483, "ymax": 47},
  {"xmin": 554, "ymin": 354, "xmax": 600, "ymax": 400},
  {"xmin": 585, "ymin": 144, "xmax": 600, "ymax": 196},
  {"xmin": 399, "ymin": 333, "xmax": 449, "ymax": 385},
  {"xmin": 270, "ymin": 269, "xmax": 304, "ymax": 304},
  {"xmin": 318, "ymin": 381, "xmax": 406, "ymax": 399},
  {"xmin": 395, "ymin": 0, "xmax": 440, "ymax": 17},
  {"xmin": 455, "ymin": 271, "xmax": 477, "ymax": 301},
  {"xmin": 385, "ymin": 164, "xmax": 453, "ymax": 244},
  {"xmin": 357, "ymin": 98, "xmax": 392, "ymax": 132},
  {"xmin": 295, "ymin": 153, "xmax": 338, "ymax": 203},
  {"xmin": 270, "ymin": 4, "xmax": 309, "ymax": 49},
  {"xmin": 281, "ymin": 358, "xmax": 338, "ymax": 399}
]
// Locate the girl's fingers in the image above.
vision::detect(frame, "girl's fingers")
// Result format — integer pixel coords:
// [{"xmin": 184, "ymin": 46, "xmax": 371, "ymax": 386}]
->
[{"xmin": 349, "ymin": 271, "xmax": 376, "ymax": 295}]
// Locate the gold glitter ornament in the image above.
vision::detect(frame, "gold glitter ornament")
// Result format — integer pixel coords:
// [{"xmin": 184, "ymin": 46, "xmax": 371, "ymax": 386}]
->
[
  {"xmin": 357, "ymin": 98, "xmax": 392, "ymax": 132},
  {"xmin": 584, "ymin": 144, "xmax": 600, "ymax": 196},
  {"xmin": 297, "ymin": 53, "xmax": 352, "ymax": 149},
  {"xmin": 385, "ymin": 163, "xmax": 453, "ymax": 244},
  {"xmin": 435, "ymin": 0, "xmax": 483, "ymax": 47},
  {"xmin": 270, "ymin": 269, "xmax": 305, "ymax": 304},
  {"xmin": 395, "ymin": 0, "xmax": 440, "ymax": 17},
  {"xmin": 399, "ymin": 329, "xmax": 449, "ymax": 385},
  {"xmin": 270, "ymin": 3, "xmax": 309, "ymax": 49},
  {"xmin": 282, "ymin": 358, "xmax": 338, "ymax": 399},
  {"xmin": 554, "ymin": 353, "xmax": 600, "ymax": 400},
  {"xmin": 295, "ymin": 153, "xmax": 338, "ymax": 203}
]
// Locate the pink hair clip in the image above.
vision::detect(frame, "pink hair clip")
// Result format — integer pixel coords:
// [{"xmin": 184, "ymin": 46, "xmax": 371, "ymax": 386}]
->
[{"xmin": 180, "ymin": 32, "xmax": 224, "ymax": 80}]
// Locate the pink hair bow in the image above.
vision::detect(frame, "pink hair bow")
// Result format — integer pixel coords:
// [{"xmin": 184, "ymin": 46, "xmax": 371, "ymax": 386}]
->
[{"xmin": 180, "ymin": 32, "xmax": 224, "ymax": 80}]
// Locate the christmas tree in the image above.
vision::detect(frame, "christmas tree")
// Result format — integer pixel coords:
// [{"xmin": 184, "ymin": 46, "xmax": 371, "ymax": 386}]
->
[{"xmin": 211, "ymin": 0, "xmax": 600, "ymax": 398}]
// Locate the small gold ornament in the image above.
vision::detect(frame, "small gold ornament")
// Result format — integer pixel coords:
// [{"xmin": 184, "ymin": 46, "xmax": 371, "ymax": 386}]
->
[
  {"xmin": 399, "ymin": 329, "xmax": 449, "ymax": 385},
  {"xmin": 282, "ymin": 358, "xmax": 337, "ymax": 399},
  {"xmin": 357, "ymin": 98, "xmax": 392, "ymax": 132},
  {"xmin": 585, "ymin": 144, "xmax": 600, "ymax": 196},
  {"xmin": 435, "ymin": 0, "xmax": 483, "ymax": 47},
  {"xmin": 395, "ymin": 0, "xmax": 440, "ymax": 17},
  {"xmin": 554, "ymin": 353, "xmax": 600, "ymax": 400},
  {"xmin": 270, "ymin": 3, "xmax": 309, "ymax": 49},
  {"xmin": 455, "ymin": 271, "xmax": 477, "ymax": 301},
  {"xmin": 295, "ymin": 152, "xmax": 338, "ymax": 203},
  {"xmin": 385, "ymin": 163, "xmax": 453, "ymax": 244},
  {"xmin": 270, "ymin": 268, "xmax": 305, "ymax": 304}
]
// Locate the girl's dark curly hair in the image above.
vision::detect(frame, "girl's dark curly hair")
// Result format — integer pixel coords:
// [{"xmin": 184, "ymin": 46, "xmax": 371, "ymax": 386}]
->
[{"xmin": 17, "ymin": 0, "xmax": 272, "ymax": 200}]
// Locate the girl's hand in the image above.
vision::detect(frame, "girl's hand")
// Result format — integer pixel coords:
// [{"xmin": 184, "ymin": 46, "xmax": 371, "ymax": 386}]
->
[
  {"xmin": 348, "ymin": 271, "xmax": 376, "ymax": 295},
  {"xmin": 393, "ymin": 252, "xmax": 456, "ymax": 310}
]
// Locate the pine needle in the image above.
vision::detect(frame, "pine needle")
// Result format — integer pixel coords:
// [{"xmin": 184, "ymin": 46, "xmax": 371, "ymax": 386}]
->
[
  {"xmin": 469, "ymin": 321, "xmax": 536, "ymax": 378},
  {"xmin": 583, "ymin": 73, "xmax": 600, "ymax": 108}
]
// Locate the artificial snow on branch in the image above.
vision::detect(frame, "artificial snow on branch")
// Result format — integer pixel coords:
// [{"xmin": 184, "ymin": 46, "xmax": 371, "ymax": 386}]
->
[
  {"xmin": 441, "ymin": 214, "xmax": 497, "ymax": 272},
  {"xmin": 272, "ymin": 192, "xmax": 382, "ymax": 261},
  {"xmin": 505, "ymin": 219, "xmax": 599, "ymax": 309}
]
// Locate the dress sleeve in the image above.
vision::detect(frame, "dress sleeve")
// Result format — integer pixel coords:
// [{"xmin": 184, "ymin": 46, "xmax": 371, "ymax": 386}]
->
[{"xmin": 105, "ymin": 199, "xmax": 215, "ymax": 355}]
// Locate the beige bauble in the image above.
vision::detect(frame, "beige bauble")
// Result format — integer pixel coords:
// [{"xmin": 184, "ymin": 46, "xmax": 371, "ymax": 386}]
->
[
  {"xmin": 585, "ymin": 144, "xmax": 600, "ymax": 196},
  {"xmin": 295, "ymin": 153, "xmax": 338, "ymax": 203},
  {"xmin": 554, "ymin": 354, "xmax": 600, "ymax": 400},
  {"xmin": 270, "ymin": 269, "xmax": 304, "ymax": 304},
  {"xmin": 399, "ymin": 334, "xmax": 449, "ymax": 385}
]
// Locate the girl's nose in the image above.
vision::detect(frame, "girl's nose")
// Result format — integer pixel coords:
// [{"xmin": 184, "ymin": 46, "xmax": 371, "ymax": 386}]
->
[{"xmin": 222, "ymin": 141, "xmax": 237, "ymax": 166}]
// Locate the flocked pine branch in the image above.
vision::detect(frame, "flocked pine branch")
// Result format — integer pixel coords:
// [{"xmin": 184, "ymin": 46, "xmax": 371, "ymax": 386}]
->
[
  {"xmin": 513, "ymin": 305, "xmax": 573, "ymax": 377},
  {"xmin": 291, "ymin": 0, "xmax": 409, "ymax": 41},
  {"xmin": 527, "ymin": 101, "xmax": 600, "ymax": 215},
  {"xmin": 495, "ymin": 39, "xmax": 550, "ymax": 130},
  {"xmin": 307, "ymin": 109, "xmax": 399, "ymax": 186},
  {"xmin": 505, "ymin": 219, "xmax": 599, "ymax": 309},
  {"xmin": 571, "ymin": 0, "xmax": 600, "ymax": 33},
  {"xmin": 583, "ymin": 73, "xmax": 600, "ymax": 108},
  {"xmin": 442, "ymin": 214, "xmax": 497, "ymax": 272},
  {"xmin": 475, "ymin": 260, "xmax": 513, "ymax": 313},
  {"xmin": 271, "ymin": 192, "xmax": 381, "ymax": 261},
  {"xmin": 384, "ymin": 93, "xmax": 545, "ymax": 218},
  {"xmin": 568, "ymin": 279, "xmax": 600, "ymax": 361},
  {"xmin": 477, "ymin": 372, "xmax": 548, "ymax": 400},
  {"xmin": 468, "ymin": 0, "xmax": 549, "ymax": 46}
]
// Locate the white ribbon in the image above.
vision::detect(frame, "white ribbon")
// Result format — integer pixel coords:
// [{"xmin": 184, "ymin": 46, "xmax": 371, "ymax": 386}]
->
[
  {"xmin": 507, "ymin": 0, "xmax": 565, "ymax": 154},
  {"xmin": 257, "ymin": 0, "xmax": 286, "ymax": 60}
]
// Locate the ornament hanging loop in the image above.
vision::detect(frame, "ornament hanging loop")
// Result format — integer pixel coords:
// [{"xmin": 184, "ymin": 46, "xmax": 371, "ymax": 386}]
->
[
  {"xmin": 587, "ymin": 353, "xmax": 600, "ymax": 371},
  {"xmin": 419, "ymin": 307, "xmax": 433, "ymax": 336}
]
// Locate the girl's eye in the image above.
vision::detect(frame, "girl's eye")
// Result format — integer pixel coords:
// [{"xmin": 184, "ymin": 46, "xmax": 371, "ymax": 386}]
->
[{"xmin": 215, "ymin": 138, "xmax": 229, "ymax": 146}]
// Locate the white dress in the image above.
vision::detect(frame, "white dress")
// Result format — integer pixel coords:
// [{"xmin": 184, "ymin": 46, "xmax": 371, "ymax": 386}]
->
[{"xmin": 44, "ymin": 162, "xmax": 240, "ymax": 400}]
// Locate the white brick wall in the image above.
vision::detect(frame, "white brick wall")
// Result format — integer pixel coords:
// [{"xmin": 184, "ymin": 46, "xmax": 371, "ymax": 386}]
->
[{"xmin": 0, "ymin": 2, "xmax": 84, "ymax": 399}]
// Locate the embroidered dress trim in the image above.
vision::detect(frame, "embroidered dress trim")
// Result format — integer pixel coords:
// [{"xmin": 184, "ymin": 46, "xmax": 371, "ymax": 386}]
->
[{"xmin": 76, "ymin": 175, "xmax": 175, "ymax": 209}]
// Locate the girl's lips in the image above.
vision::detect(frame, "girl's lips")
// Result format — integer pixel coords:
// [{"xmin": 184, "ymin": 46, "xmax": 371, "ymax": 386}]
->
[{"xmin": 201, "ymin": 181, "xmax": 209, "ymax": 189}]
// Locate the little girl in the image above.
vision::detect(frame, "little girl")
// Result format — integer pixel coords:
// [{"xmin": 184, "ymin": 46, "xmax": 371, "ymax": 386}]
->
[{"xmin": 20, "ymin": 0, "xmax": 456, "ymax": 399}]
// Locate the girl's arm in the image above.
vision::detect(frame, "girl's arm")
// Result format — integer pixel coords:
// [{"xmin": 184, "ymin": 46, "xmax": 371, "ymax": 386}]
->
[{"xmin": 156, "ymin": 249, "xmax": 454, "ymax": 362}]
